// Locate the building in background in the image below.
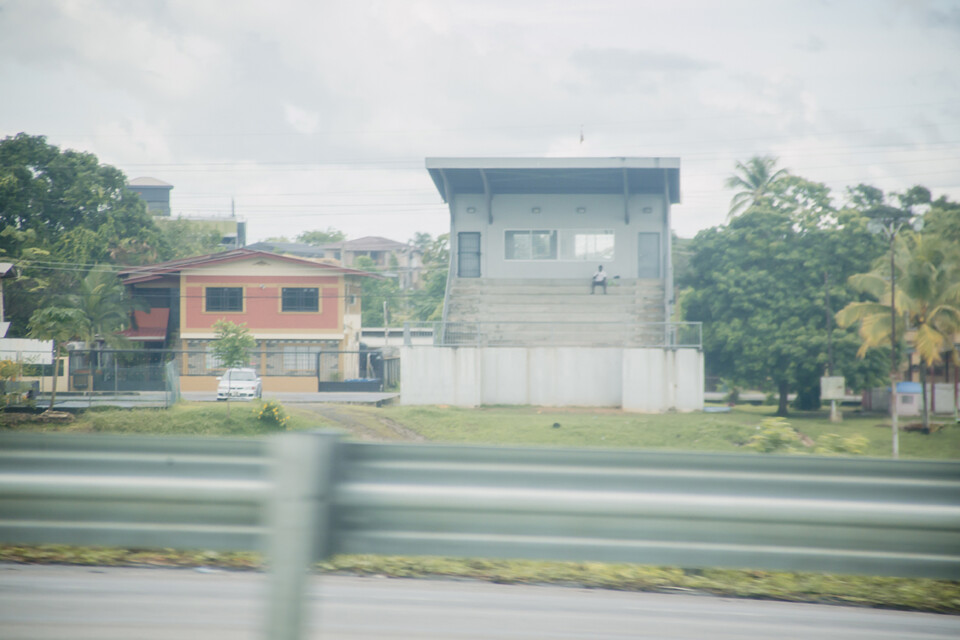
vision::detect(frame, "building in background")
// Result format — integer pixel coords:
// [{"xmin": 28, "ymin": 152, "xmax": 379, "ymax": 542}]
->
[
  {"xmin": 401, "ymin": 157, "xmax": 702, "ymax": 412},
  {"xmin": 119, "ymin": 249, "xmax": 375, "ymax": 392},
  {"xmin": 128, "ymin": 177, "xmax": 173, "ymax": 216},
  {"xmin": 249, "ymin": 236, "xmax": 422, "ymax": 289},
  {"xmin": 128, "ymin": 177, "xmax": 246, "ymax": 249}
]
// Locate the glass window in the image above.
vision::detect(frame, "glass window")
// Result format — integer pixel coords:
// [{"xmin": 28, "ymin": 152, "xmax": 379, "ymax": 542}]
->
[
  {"xmin": 226, "ymin": 370, "xmax": 257, "ymax": 381},
  {"xmin": 505, "ymin": 230, "xmax": 557, "ymax": 260},
  {"xmin": 560, "ymin": 230, "xmax": 615, "ymax": 261},
  {"xmin": 282, "ymin": 287, "xmax": 319, "ymax": 312},
  {"xmin": 205, "ymin": 344, "xmax": 224, "ymax": 371},
  {"xmin": 206, "ymin": 287, "xmax": 243, "ymax": 312},
  {"xmin": 282, "ymin": 344, "xmax": 322, "ymax": 372}
]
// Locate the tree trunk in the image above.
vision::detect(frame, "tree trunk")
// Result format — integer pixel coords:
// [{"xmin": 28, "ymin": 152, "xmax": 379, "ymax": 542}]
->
[
  {"xmin": 920, "ymin": 365, "xmax": 930, "ymax": 434},
  {"xmin": 49, "ymin": 339, "xmax": 58, "ymax": 410},
  {"xmin": 776, "ymin": 380, "xmax": 789, "ymax": 417}
]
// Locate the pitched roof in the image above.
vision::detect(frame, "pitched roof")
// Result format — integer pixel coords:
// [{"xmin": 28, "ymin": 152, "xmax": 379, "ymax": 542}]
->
[
  {"xmin": 246, "ymin": 241, "xmax": 328, "ymax": 258},
  {"xmin": 128, "ymin": 177, "xmax": 173, "ymax": 187},
  {"xmin": 337, "ymin": 236, "xmax": 414, "ymax": 251},
  {"xmin": 119, "ymin": 248, "xmax": 378, "ymax": 285}
]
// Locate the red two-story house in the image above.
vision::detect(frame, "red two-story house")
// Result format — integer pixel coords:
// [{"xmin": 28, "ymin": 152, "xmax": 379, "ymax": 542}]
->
[{"xmin": 120, "ymin": 249, "xmax": 375, "ymax": 392}]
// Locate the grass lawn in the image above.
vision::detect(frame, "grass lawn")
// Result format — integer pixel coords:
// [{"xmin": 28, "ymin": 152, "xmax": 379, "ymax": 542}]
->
[
  {"xmin": 0, "ymin": 401, "xmax": 331, "ymax": 437},
  {"xmin": 3, "ymin": 401, "xmax": 957, "ymax": 460},
  {"xmin": 363, "ymin": 403, "xmax": 960, "ymax": 460}
]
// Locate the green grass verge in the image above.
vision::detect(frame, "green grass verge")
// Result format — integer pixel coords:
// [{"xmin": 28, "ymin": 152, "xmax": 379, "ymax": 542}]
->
[
  {"xmin": 0, "ymin": 401, "xmax": 331, "ymax": 437},
  {"xmin": 1, "ymin": 545, "xmax": 956, "ymax": 614},
  {"xmin": 354, "ymin": 403, "xmax": 960, "ymax": 459}
]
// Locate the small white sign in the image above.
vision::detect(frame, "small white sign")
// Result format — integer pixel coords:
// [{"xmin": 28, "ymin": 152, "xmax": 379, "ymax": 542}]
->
[{"xmin": 821, "ymin": 376, "xmax": 846, "ymax": 400}]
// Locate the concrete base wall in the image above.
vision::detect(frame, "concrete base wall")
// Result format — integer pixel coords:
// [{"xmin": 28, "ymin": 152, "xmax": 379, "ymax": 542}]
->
[
  {"xmin": 180, "ymin": 376, "xmax": 316, "ymax": 393},
  {"xmin": 400, "ymin": 346, "xmax": 703, "ymax": 411},
  {"xmin": 622, "ymin": 348, "xmax": 703, "ymax": 412}
]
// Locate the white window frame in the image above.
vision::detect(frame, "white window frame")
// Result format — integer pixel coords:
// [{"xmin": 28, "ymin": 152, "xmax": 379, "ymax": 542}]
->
[
  {"xmin": 559, "ymin": 229, "xmax": 615, "ymax": 262},
  {"xmin": 504, "ymin": 229, "xmax": 558, "ymax": 261}
]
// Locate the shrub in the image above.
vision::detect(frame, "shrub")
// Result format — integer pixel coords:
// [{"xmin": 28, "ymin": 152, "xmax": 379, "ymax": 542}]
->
[
  {"xmin": 745, "ymin": 417, "xmax": 801, "ymax": 453},
  {"xmin": 253, "ymin": 400, "xmax": 289, "ymax": 430},
  {"xmin": 814, "ymin": 433, "xmax": 869, "ymax": 456}
]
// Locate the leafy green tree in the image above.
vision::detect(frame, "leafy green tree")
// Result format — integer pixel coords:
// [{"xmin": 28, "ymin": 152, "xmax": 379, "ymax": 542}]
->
[
  {"xmin": 836, "ymin": 235, "xmax": 960, "ymax": 432},
  {"xmin": 409, "ymin": 233, "xmax": 449, "ymax": 321},
  {"xmin": 58, "ymin": 269, "xmax": 148, "ymax": 389},
  {"xmin": 155, "ymin": 219, "xmax": 226, "ymax": 260},
  {"xmin": 27, "ymin": 307, "xmax": 91, "ymax": 408},
  {"xmin": 297, "ymin": 227, "xmax": 346, "ymax": 246},
  {"xmin": 211, "ymin": 320, "xmax": 257, "ymax": 368},
  {"xmin": 681, "ymin": 178, "xmax": 888, "ymax": 415},
  {"xmin": 725, "ymin": 156, "xmax": 788, "ymax": 218},
  {"xmin": 924, "ymin": 195, "xmax": 960, "ymax": 244},
  {"xmin": 354, "ymin": 255, "xmax": 401, "ymax": 327},
  {"xmin": 62, "ymin": 269, "xmax": 146, "ymax": 347},
  {"xmin": 0, "ymin": 134, "xmax": 162, "ymax": 335}
]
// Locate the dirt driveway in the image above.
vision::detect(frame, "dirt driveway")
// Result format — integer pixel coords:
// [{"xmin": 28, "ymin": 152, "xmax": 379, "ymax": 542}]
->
[{"xmin": 289, "ymin": 403, "xmax": 425, "ymax": 442}]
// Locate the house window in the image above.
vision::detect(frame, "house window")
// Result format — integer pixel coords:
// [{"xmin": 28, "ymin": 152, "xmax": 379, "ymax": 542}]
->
[
  {"xmin": 560, "ymin": 230, "xmax": 615, "ymax": 261},
  {"xmin": 206, "ymin": 287, "xmax": 243, "ymax": 312},
  {"xmin": 281, "ymin": 287, "xmax": 319, "ymax": 312},
  {"xmin": 505, "ymin": 230, "xmax": 557, "ymax": 260},
  {"xmin": 282, "ymin": 344, "xmax": 322, "ymax": 372}
]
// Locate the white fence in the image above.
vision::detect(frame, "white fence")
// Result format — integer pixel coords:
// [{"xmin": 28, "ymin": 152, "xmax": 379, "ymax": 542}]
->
[
  {"xmin": 867, "ymin": 384, "xmax": 959, "ymax": 416},
  {"xmin": 400, "ymin": 346, "xmax": 704, "ymax": 411}
]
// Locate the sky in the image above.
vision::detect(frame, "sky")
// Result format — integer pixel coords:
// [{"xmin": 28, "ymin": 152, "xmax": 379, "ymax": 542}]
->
[{"xmin": 1, "ymin": 0, "xmax": 958, "ymax": 243}]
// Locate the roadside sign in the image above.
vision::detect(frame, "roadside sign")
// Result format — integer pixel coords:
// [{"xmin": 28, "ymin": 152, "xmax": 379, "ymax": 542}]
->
[{"xmin": 821, "ymin": 376, "xmax": 845, "ymax": 400}]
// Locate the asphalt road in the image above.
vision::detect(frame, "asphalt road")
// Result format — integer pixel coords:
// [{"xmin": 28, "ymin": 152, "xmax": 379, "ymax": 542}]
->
[{"xmin": 1, "ymin": 564, "xmax": 957, "ymax": 640}]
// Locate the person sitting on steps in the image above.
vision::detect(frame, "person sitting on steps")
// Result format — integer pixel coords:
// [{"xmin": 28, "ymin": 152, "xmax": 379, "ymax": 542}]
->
[{"xmin": 591, "ymin": 265, "xmax": 607, "ymax": 295}]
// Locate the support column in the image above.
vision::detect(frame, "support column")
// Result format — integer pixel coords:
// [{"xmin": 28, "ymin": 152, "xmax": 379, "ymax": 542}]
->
[{"xmin": 264, "ymin": 431, "xmax": 341, "ymax": 640}]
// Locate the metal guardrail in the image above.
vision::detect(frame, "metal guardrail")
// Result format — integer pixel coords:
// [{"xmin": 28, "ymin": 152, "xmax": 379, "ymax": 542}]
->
[
  {"xmin": 334, "ymin": 443, "xmax": 960, "ymax": 579},
  {"xmin": 1, "ymin": 432, "xmax": 958, "ymax": 639},
  {"xmin": 0, "ymin": 434, "xmax": 269, "ymax": 550}
]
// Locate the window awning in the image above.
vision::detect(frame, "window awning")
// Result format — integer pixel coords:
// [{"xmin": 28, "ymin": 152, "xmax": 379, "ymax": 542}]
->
[{"xmin": 121, "ymin": 308, "xmax": 169, "ymax": 342}]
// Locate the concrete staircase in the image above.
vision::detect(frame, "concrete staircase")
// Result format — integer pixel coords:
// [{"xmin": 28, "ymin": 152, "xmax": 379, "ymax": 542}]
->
[{"xmin": 443, "ymin": 278, "xmax": 667, "ymax": 347}]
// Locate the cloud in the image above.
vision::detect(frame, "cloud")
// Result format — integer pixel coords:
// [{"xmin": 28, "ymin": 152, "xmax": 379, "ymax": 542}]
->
[
  {"xmin": 568, "ymin": 47, "xmax": 713, "ymax": 94},
  {"xmin": 795, "ymin": 35, "xmax": 825, "ymax": 52},
  {"xmin": 283, "ymin": 104, "xmax": 321, "ymax": 135}
]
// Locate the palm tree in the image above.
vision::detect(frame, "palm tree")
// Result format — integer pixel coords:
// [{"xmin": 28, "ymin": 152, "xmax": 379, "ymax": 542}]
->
[
  {"xmin": 27, "ymin": 307, "xmax": 91, "ymax": 409},
  {"xmin": 60, "ymin": 269, "xmax": 148, "ymax": 389},
  {"xmin": 62, "ymin": 269, "xmax": 146, "ymax": 346},
  {"xmin": 725, "ymin": 156, "xmax": 789, "ymax": 218},
  {"xmin": 836, "ymin": 235, "xmax": 960, "ymax": 433}
]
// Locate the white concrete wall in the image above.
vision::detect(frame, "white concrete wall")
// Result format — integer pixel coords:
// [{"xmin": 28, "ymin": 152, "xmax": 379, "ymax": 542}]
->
[
  {"xmin": 621, "ymin": 349, "xmax": 703, "ymax": 412},
  {"xmin": 400, "ymin": 347, "xmax": 480, "ymax": 406},
  {"xmin": 931, "ymin": 383, "xmax": 957, "ymax": 415},
  {"xmin": 526, "ymin": 347, "xmax": 623, "ymax": 407},
  {"xmin": 401, "ymin": 346, "xmax": 703, "ymax": 411}
]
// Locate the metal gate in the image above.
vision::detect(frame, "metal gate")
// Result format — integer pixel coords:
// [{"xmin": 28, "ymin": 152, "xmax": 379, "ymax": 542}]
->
[{"xmin": 316, "ymin": 350, "xmax": 385, "ymax": 392}]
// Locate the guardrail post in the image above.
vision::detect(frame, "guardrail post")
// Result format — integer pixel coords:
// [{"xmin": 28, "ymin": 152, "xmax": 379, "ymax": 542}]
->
[{"xmin": 264, "ymin": 431, "xmax": 341, "ymax": 640}]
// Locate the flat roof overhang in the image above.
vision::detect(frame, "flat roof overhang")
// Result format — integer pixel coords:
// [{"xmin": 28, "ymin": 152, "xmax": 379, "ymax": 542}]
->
[{"xmin": 426, "ymin": 157, "xmax": 680, "ymax": 204}]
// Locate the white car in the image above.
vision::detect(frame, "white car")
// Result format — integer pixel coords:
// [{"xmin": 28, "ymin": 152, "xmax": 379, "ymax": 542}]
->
[{"xmin": 216, "ymin": 368, "xmax": 262, "ymax": 401}]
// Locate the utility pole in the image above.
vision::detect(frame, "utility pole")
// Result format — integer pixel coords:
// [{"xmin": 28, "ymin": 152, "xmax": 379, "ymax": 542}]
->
[
  {"xmin": 866, "ymin": 205, "xmax": 919, "ymax": 459},
  {"xmin": 824, "ymin": 271, "xmax": 840, "ymax": 423}
]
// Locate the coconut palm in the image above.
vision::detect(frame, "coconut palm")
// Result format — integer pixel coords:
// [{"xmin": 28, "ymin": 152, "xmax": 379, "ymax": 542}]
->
[
  {"xmin": 725, "ymin": 156, "xmax": 789, "ymax": 218},
  {"xmin": 60, "ymin": 268, "xmax": 148, "ymax": 390},
  {"xmin": 836, "ymin": 235, "xmax": 960, "ymax": 433},
  {"xmin": 27, "ymin": 307, "xmax": 91, "ymax": 409},
  {"xmin": 62, "ymin": 269, "xmax": 146, "ymax": 346}
]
